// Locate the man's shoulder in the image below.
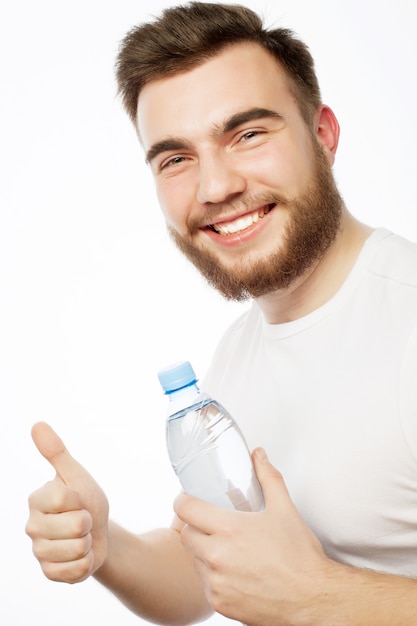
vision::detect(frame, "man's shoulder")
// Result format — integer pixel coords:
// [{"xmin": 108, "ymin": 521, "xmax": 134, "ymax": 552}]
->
[{"xmin": 368, "ymin": 230, "xmax": 417, "ymax": 289}]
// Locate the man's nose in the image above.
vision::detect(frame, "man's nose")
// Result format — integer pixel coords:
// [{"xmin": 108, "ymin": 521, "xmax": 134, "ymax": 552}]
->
[{"xmin": 196, "ymin": 153, "xmax": 246, "ymax": 205}]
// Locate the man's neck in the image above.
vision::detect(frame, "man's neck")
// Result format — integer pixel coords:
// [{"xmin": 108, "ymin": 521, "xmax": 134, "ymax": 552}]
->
[{"xmin": 256, "ymin": 212, "xmax": 373, "ymax": 324}]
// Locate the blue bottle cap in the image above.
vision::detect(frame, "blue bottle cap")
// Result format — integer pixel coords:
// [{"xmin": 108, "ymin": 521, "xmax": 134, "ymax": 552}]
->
[{"xmin": 157, "ymin": 361, "xmax": 197, "ymax": 393}]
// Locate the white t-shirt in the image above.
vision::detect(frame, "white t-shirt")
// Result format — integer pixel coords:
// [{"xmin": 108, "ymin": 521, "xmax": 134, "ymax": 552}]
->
[{"xmin": 203, "ymin": 229, "xmax": 417, "ymax": 577}]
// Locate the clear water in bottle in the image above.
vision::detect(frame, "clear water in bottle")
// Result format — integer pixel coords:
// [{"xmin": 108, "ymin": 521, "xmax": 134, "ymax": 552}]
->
[{"xmin": 158, "ymin": 361, "xmax": 264, "ymax": 512}]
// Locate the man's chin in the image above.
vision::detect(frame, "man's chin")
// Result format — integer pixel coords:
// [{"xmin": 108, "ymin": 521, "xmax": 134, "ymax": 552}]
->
[{"xmin": 167, "ymin": 229, "xmax": 289, "ymax": 300}]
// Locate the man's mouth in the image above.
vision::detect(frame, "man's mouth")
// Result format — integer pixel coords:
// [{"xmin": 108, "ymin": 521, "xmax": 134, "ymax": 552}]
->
[{"xmin": 207, "ymin": 204, "xmax": 275, "ymax": 235}]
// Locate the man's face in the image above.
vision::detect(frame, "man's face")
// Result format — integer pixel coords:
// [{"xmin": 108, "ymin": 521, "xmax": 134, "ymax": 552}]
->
[{"xmin": 137, "ymin": 42, "xmax": 343, "ymax": 300}]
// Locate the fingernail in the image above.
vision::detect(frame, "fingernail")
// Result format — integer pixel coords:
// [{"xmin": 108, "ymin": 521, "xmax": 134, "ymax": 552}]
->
[{"xmin": 255, "ymin": 447, "xmax": 268, "ymax": 463}]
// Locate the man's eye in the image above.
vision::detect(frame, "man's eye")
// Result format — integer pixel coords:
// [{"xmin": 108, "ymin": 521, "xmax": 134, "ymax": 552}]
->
[
  {"xmin": 239, "ymin": 130, "xmax": 261, "ymax": 142},
  {"xmin": 161, "ymin": 155, "xmax": 185, "ymax": 169}
]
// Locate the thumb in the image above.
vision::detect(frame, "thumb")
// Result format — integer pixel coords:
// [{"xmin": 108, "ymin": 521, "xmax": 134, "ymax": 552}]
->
[
  {"xmin": 252, "ymin": 447, "xmax": 289, "ymax": 511},
  {"xmin": 31, "ymin": 421, "xmax": 86, "ymax": 485}
]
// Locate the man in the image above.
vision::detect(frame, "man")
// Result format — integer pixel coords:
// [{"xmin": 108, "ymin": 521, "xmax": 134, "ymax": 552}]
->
[{"xmin": 26, "ymin": 3, "xmax": 417, "ymax": 624}]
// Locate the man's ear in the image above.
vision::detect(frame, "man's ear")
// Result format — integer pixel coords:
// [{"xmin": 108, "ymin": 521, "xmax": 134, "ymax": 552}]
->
[{"xmin": 314, "ymin": 105, "xmax": 340, "ymax": 165}]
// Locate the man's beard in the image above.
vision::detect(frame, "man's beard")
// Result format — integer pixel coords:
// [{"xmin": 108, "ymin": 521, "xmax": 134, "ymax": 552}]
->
[{"xmin": 168, "ymin": 142, "xmax": 344, "ymax": 302}]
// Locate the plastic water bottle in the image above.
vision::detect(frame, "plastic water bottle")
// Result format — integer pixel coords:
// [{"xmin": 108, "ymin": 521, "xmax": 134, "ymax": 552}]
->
[{"xmin": 157, "ymin": 361, "xmax": 264, "ymax": 511}]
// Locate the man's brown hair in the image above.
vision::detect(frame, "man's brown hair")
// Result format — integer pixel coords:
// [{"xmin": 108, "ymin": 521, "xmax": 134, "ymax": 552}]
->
[{"xmin": 115, "ymin": 2, "xmax": 322, "ymax": 126}]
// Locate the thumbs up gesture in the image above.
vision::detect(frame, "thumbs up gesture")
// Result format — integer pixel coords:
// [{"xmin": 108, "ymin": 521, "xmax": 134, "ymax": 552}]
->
[{"xmin": 26, "ymin": 422, "xmax": 109, "ymax": 583}]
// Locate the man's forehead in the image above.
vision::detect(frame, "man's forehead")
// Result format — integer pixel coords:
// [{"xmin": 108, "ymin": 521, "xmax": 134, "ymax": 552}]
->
[{"xmin": 137, "ymin": 43, "xmax": 292, "ymax": 145}]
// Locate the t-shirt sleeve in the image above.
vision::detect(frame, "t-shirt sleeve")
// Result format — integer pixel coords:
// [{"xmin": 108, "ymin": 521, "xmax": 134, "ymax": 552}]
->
[{"xmin": 400, "ymin": 321, "xmax": 417, "ymax": 463}]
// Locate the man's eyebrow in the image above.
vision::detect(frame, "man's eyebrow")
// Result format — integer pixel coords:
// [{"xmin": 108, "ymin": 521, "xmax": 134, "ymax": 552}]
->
[
  {"xmin": 146, "ymin": 138, "xmax": 192, "ymax": 165},
  {"xmin": 220, "ymin": 107, "xmax": 283, "ymax": 135},
  {"xmin": 145, "ymin": 108, "xmax": 282, "ymax": 164}
]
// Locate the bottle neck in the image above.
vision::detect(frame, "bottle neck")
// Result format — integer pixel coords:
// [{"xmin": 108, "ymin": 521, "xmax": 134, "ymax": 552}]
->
[{"xmin": 166, "ymin": 382, "xmax": 201, "ymax": 419}]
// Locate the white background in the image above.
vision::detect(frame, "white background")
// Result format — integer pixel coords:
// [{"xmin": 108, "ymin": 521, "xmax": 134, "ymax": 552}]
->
[{"xmin": 1, "ymin": 1, "xmax": 416, "ymax": 624}]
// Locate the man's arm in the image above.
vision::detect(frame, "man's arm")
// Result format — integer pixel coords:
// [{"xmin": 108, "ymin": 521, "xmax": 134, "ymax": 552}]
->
[
  {"xmin": 26, "ymin": 422, "xmax": 212, "ymax": 626},
  {"xmin": 174, "ymin": 447, "xmax": 417, "ymax": 626},
  {"xmin": 94, "ymin": 521, "xmax": 212, "ymax": 625}
]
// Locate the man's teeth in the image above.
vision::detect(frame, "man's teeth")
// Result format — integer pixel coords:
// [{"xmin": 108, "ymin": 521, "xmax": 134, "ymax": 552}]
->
[{"xmin": 212, "ymin": 208, "xmax": 269, "ymax": 235}]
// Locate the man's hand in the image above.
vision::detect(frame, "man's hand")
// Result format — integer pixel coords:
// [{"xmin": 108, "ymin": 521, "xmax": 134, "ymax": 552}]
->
[
  {"xmin": 26, "ymin": 422, "xmax": 109, "ymax": 584},
  {"xmin": 173, "ymin": 447, "xmax": 336, "ymax": 625}
]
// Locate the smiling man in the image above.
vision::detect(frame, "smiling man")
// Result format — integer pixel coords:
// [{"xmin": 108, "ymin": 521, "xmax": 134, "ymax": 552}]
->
[
  {"xmin": 137, "ymin": 32, "xmax": 360, "ymax": 306},
  {"xmin": 26, "ymin": 3, "xmax": 417, "ymax": 625},
  {"xmin": 139, "ymin": 43, "xmax": 348, "ymax": 305}
]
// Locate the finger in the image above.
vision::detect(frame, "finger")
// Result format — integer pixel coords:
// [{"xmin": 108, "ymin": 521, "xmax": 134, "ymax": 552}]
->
[
  {"xmin": 32, "ymin": 532, "xmax": 93, "ymax": 564},
  {"xmin": 26, "ymin": 508, "xmax": 93, "ymax": 541},
  {"xmin": 180, "ymin": 519, "xmax": 208, "ymax": 554},
  {"xmin": 178, "ymin": 514, "xmax": 219, "ymax": 571},
  {"xmin": 31, "ymin": 422, "xmax": 87, "ymax": 486},
  {"xmin": 252, "ymin": 447, "xmax": 291, "ymax": 512},
  {"xmin": 28, "ymin": 478, "xmax": 84, "ymax": 515},
  {"xmin": 40, "ymin": 551, "xmax": 95, "ymax": 584},
  {"xmin": 173, "ymin": 492, "xmax": 236, "ymax": 534}
]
